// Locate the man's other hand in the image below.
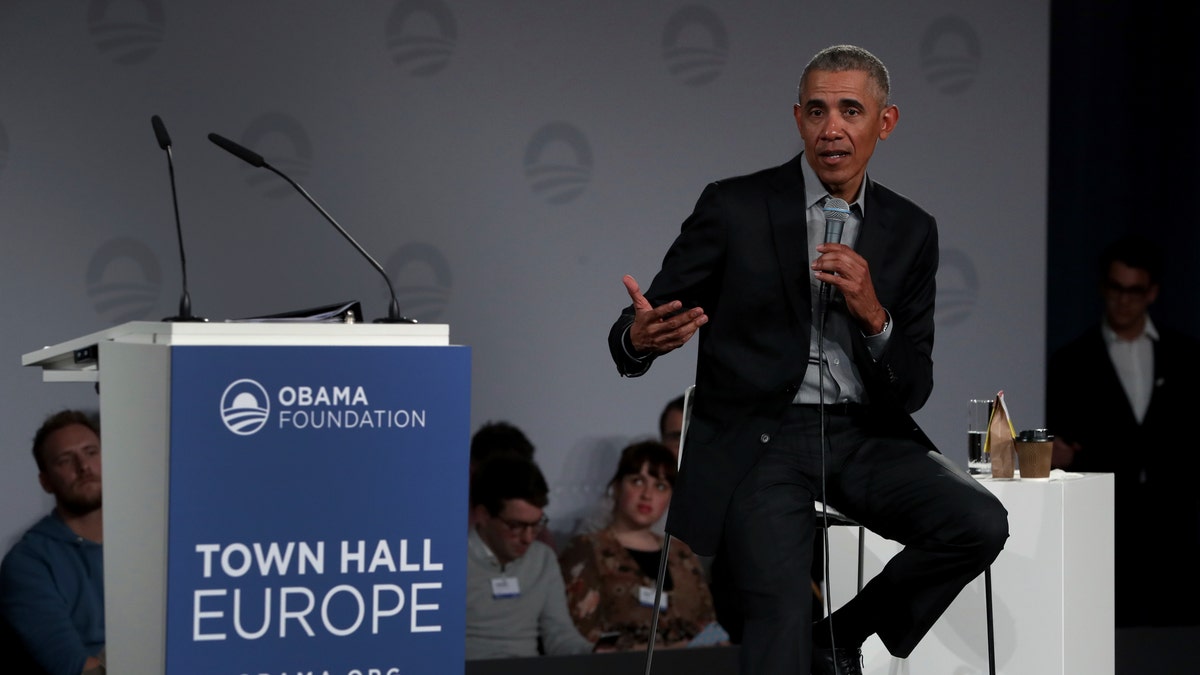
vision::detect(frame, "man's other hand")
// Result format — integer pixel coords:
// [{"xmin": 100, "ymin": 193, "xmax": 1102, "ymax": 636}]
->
[{"xmin": 623, "ymin": 275, "xmax": 707, "ymax": 355}]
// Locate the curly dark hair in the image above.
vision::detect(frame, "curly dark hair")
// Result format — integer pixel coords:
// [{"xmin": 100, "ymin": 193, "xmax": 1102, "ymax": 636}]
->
[
  {"xmin": 470, "ymin": 455, "xmax": 549, "ymax": 516},
  {"xmin": 470, "ymin": 420, "xmax": 535, "ymax": 465}
]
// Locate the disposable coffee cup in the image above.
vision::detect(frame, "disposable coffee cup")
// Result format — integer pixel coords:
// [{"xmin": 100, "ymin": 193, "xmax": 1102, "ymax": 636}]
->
[{"xmin": 1015, "ymin": 429, "xmax": 1053, "ymax": 479}]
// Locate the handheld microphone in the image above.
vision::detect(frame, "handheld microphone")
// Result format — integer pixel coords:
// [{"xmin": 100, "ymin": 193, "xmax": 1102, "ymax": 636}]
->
[
  {"xmin": 819, "ymin": 197, "xmax": 851, "ymax": 304},
  {"xmin": 206, "ymin": 132, "xmax": 415, "ymax": 323},
  {"xmin": 153, "ymin": 115, "xmax": 206, "ymax": 322},
  {"xmin": 822, "ymin": 197, "xmax": 850, "ymax": 245}
]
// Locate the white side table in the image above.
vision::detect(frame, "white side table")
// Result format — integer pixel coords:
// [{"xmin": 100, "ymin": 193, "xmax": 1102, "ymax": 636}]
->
[{"xmin": 824, "ymin": 472, "xmax": 1114, "ymax": 674}]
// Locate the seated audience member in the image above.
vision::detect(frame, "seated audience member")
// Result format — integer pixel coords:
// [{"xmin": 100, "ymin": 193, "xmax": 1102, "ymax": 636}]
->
[
  {"xmin": 573, "ymin": 395, "xmax": 685, "ymax": 536},
  {"xmin": 559, "ymin": 441, "xmax": 726, "ymax": 651},
  {"xmin": 465, "ymin": 455, "xmax": 596, "ymax": 659},
  {"xmin": 1, "ymin": 410, "xmax": 105, "ymax": 675},
  {"xmin": 658, "ymin": 394, "xmax": 685, "ymax": 457},
  {"xmin": 467, "ymin": 420, "xmax": 557, "ymax": 551}
]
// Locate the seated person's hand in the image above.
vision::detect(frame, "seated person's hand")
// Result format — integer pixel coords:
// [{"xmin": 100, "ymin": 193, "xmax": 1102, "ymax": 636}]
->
[
  {"xmin": 83, "ymin": 649, "xmax": 105, "ymax": 674},
  {"xmin": 592, "ymin": 631, "xmax": 620, "ymax": 653},
  {"xmin": 1051, "ymin": 436, "xmax": 1081, "ymax": 469}
]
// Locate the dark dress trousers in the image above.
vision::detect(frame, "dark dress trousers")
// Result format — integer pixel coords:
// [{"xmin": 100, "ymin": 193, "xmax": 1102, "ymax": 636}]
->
[{"xmin": 609, "ymin": 154, "xmax": 1008, "ymax": 673}]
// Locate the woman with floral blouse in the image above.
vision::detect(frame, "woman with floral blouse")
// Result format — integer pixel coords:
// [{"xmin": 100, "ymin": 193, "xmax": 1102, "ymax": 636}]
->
[{"xmin": 559, "ymin": 440, "xmax": 727, "ymax": 651}]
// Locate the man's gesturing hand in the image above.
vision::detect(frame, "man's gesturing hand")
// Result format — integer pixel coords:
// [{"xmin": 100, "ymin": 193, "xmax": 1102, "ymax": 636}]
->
[{"xmin": 624, "ymin": 274, "xmax": 707, "ymax": 354}]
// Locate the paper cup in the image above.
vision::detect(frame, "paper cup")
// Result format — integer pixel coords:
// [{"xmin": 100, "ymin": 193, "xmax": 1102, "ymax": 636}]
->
[{"xmin": 1015, "ymin": 440, "xmax": 1052, "ymax": 479}]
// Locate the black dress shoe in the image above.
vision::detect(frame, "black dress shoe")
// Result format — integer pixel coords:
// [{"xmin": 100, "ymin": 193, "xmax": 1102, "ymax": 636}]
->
[{"xmin": 811, "ymin": 645, "xmax": 863, "ymax": 675}]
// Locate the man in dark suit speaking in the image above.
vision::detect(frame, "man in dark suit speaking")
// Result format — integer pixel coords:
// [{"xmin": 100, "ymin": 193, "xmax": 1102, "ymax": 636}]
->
[{"xmin": 608, "ymin": 45, "xmax": 1008, "ymax": 675}]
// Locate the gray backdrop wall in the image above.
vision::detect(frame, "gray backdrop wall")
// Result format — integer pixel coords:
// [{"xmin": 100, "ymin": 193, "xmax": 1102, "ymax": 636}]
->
[{"xmin": 1, "ymin": 1, "xmax": 1049, "ymax": 549}]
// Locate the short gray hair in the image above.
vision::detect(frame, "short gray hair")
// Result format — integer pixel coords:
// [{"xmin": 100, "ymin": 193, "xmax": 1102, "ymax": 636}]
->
[{"xmin": 799, "ymin": 44, "xmax": 891, "ymax": 106}]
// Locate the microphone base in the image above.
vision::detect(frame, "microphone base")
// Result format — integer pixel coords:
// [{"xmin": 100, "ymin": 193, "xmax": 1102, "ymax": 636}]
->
[
  {"xmin": 162, "ymin": 316, "xmax": 210, "ymax": 323},
  {"xmin": 372, "ymin": 317, "xmax": 419, "ymax": 324}
]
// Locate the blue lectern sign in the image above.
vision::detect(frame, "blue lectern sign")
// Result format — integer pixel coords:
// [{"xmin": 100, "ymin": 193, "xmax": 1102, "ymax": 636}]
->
[{"xmin": 165, "ymin": 346, "xmax": 470, "ymax": 675}]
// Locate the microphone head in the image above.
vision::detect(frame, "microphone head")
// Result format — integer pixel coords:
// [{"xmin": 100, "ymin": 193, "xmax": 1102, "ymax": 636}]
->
[
  {"xmin": 822, "ymin": 197, "xmax": 851, "ymax": 244},
  {"xmin": 823, "ymin": 198, "xmax": 851, "ymax": 223},
  {"xmin": 208, "ymin": 132, "xmax": 266, "ymax": 168},
  {"xmin": 151, "ymin": 115, "xmax": 171, "ymax": 150}
]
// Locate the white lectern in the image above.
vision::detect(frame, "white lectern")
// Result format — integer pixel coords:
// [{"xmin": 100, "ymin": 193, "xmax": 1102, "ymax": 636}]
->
[{"xmin": 24, "ymin": 321, "xmax": 470, "ymax": 675}]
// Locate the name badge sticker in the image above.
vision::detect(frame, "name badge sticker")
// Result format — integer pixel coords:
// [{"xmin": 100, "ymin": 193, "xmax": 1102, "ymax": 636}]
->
[
  {"xmin": 638, "ymin": 585, "xmax": 667, "ymax": 610},
  {"xmin": 492, "ymin": 576, "xmax": 521, "ymax": 599}
]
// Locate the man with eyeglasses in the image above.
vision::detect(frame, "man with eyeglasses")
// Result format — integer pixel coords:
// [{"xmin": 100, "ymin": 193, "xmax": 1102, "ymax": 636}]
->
[
  {"xmin": 465, "ymin": 455, "xmax": 598, "ymax": 659},
  {"xmin": 1047, "ymin": 233, "xmax": 1200, "ymax": 627}
]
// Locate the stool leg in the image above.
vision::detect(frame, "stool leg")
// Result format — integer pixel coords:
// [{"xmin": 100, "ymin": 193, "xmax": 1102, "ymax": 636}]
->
[
  {"xmin": 985, "ymin": 566, "xmax": 995, "ymax": 675},
  {"xmin": 856, "ymin": 526, "xmax": 865, "ymax": 592}
]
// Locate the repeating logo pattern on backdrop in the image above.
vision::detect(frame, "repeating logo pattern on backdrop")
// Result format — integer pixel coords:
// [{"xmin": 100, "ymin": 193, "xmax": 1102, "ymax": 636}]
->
[
  {"xmin": 661, "ymin": 5, "xmax": 729, "ymax": 86},
  {"xmin": 220, "ymin": 379, "xmax": 271, "ymax": 436},
  {"xmin": 238, "ymin": 113, "xmax": 313, "ymax": 199},
  {"xmin": 383, "ymin": 242, "xmax": 453, "ymax": 322},
  {"xmin": 87, "ymin": 0, "xmax": 165, "ymax": 65},
  {"xmin": 920, "ymin": 15, "xmax": 982, "ymax": 94},
  {"xmin": 86, "ymin": 237, "xmax": 162, "ymax": 323},
  {"xmin": 524, "ymin": 122, "xmax": 592, "ymax": 205},
  {"xmin": 386, "ymin": 0, "xmax": 457, "ymax": 77},
  {"xmin": 934, "ymin": 248, "xmax": 980, "ymax": 327}
]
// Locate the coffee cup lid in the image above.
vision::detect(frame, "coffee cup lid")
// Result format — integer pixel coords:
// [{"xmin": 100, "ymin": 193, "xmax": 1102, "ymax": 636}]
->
[{"xmin": 1017, "ymin": 429, "xmax": 1054, "ymax": 442}]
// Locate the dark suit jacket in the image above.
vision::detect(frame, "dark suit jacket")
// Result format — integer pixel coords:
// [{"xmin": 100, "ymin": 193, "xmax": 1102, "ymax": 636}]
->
[
  {"xmin": 608, "ymin": 153, "xmax": 940, "ymax": 555},
  {"xmin": 1046, "ymin": 323, "xmax": 1200, "ymax": 625},
  {"xmin": 1047, "ymin": 323, "xmax": 1200, "ymax": 478}
]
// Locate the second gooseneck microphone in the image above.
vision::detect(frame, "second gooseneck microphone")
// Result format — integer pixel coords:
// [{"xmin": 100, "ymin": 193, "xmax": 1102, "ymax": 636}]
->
[
  {"xmin": 153, "ymin": 114, "xmax": 206, "ymax": 322},
  {"xmin": 207, "ymin": 132, "xmax": 415, "ymax": 324}
]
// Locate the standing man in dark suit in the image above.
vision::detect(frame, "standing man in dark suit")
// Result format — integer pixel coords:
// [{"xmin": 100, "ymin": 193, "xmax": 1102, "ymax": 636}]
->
[
  {"xmin": 608, "ymin": 45, "xmax": 1008, "ymax": 675},
  {"xmin": 1047, "ymin": 234, "xmax": 1200, "ymax": 627}
]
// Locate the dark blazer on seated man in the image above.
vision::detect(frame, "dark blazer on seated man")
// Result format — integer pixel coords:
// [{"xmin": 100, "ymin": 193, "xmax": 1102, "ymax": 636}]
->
[{"xmin": 609, "ymin": 151, "xmax": 942, "ymax": 556}]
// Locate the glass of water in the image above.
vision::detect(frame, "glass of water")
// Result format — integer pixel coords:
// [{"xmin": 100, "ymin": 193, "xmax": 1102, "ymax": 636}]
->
[{"xmin": 967, "ymin": 398, "xmax": 994, "ymax": 476}]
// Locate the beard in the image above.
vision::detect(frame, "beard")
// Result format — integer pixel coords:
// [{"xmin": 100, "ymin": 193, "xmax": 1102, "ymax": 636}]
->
[{"xmin": 58, "ymin": 485, "xmax": 102, "ymax": 517}]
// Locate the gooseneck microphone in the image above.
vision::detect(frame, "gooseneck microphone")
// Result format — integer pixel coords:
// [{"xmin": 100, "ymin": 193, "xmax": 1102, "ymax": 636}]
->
[
  {"xmin": 153, "ymin": 115, "xmax": 206, "ymax": 322},
  {"xmin": 206, "ymin": 132, "xmax": 415, "ymax": 323}
]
